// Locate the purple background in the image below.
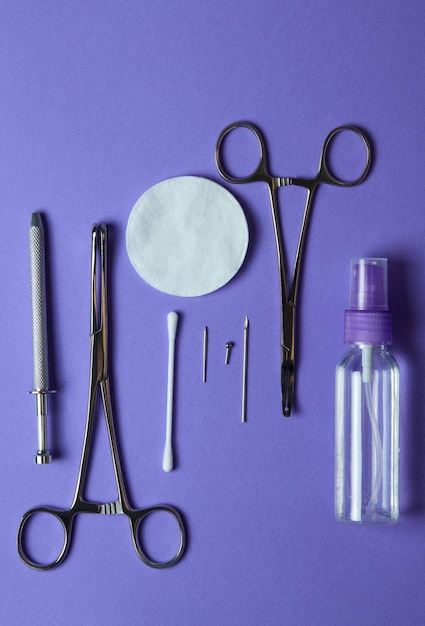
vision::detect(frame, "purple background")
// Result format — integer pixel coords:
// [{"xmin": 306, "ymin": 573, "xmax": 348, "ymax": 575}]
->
[{"xmin": 1, "ymin": 2, "xmax": 424, "ymax": 624}]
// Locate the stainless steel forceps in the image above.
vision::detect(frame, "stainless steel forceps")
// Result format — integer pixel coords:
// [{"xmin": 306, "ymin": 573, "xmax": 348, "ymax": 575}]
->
[
  {"xmin": 216, "ymin": 122, "xmax": 371, "ymax": 416},
  {"xmin": 17, "ymin": 225, "xmax": 186, "ymax": 570}
]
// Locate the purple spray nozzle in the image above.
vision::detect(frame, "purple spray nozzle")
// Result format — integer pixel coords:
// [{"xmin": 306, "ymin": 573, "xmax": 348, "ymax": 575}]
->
[
  {"xmin": 349, "ymin": 258, "xmax": 388, "ymax": 311},
  {"xmin": 344, "ymin": 258, "xmax": 393, "ymax": 344}
]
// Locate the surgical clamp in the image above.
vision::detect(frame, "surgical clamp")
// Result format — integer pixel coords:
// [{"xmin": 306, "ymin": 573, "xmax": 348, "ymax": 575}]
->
[{"xmin": 17, "ymin": 224, "xmax": 186, "ymax": 570}]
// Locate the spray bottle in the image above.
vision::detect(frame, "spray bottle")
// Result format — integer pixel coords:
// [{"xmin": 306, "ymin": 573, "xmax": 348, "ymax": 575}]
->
[{"xmin": 335, "ymin": 258, "xmax": 399, "ymax": 524}]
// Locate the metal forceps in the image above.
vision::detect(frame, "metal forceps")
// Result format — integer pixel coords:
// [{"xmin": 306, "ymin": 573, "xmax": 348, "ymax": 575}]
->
[
  {"xmin": 216, "ymin": 122, "xmax": 371, "ymax": 416},
  {"xmin": 17, "ymin": 225, "xmax": 186, "ymax": 570}
]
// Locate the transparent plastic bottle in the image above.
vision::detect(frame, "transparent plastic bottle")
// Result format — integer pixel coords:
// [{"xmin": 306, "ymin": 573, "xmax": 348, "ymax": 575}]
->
[{"xmin": 335, "ymin": 258, "xmax": 400, "ymax": 524}]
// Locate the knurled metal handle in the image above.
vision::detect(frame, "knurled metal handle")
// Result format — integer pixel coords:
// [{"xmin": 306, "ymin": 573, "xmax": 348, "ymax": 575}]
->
[{"xmin": 30, "ymin": 212, "xmax": 49, "ymax": 392}]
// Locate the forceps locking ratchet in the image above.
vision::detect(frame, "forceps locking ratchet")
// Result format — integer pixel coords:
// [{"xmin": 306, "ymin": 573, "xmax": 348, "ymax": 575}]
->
[
  {"xmin": 216, "ymin": 122, "xmax": 371, "ymax": 416},
  {"xmin": 17, "ymin": 225, "xmax": 186, "ymax": 570}
]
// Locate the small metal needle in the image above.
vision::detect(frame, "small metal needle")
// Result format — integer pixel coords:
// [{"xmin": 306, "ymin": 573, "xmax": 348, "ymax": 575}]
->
[
  {"xmin": 225, "ymin": 342, "xmax": 233, "ymax": 365},
  {"xmin": 203, "ymin": 326, "xmax": 208, "ymax": 382},
  {"xmin": 241, "ymin": 316, "xmax": 249, "ymax": 423}
]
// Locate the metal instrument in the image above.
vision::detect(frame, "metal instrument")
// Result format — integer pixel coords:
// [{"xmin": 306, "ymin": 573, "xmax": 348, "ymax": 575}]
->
[
  {"xmin": 29, "ymin": 213, "xmax": 54, "ymax": 463},
  {"xmin": 241, "ymin": 316, "xmax": 249, "ymax": 423},
  {"xmin": 225, "ymin": 342, "xmax": 233, "ymax": 365},
  {"xmin": 203, "ymin": 326, "xmax": 208, "ymax": 382},
  {"xmin": 17, "ymin": 225, "xmax": 186, "ymax": 570},
  {"xmin": 216, "ymin": 122, "xmax": 371, "ymax": 416}
]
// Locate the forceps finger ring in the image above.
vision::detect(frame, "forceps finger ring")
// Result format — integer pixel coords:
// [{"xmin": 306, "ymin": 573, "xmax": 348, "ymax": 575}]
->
[{"xmin": 129, "ymin": 505, "xmax": 186, "ymax": 569}]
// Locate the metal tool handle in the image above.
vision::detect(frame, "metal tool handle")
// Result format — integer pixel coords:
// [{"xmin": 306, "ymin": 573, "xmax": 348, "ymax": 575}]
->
[
  {"xmin": 29, "ymin": 213, "xmax": 53, "ymax": 463},
  {"xmin": 30, "ymin": 213, "xmax": 50, "ymax": 391}
]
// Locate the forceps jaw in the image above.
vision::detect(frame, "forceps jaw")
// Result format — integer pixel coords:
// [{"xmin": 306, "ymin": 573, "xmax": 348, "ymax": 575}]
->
[
  {"xmin": 90, "ymin": 224, "xmax": 109, "ymax": 383},
  {"xmin": 281, "ymin": 300, "xmax": 295, "ymax": 417},
  {"xmin": 281, "ymin": 358, "xmax": 294, "ymax": 418}
]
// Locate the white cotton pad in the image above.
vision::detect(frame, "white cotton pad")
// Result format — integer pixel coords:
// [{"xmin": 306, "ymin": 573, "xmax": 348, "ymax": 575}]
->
[{"xmin": 126, "ymin": 176, "xmax": 249, "ymax": 297}]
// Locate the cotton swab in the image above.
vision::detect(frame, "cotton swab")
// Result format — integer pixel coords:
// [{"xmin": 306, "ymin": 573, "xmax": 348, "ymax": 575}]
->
[{"xmin": 163, "ymin": 312, "xmax": 178, "ymax": 472}]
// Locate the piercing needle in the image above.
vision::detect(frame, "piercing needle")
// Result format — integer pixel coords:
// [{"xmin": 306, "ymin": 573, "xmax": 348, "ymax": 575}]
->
[
  {"xmin": 241, "ymin": 316, "xmax": 249, "ymax": 423},
  {"xmin": 203, "ymin": 326, "xmax": 208, "ymax": 382}
]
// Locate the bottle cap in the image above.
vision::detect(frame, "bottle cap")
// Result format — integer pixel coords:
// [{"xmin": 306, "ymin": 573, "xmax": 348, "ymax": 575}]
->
[{"xmin": 344, "ymin": 258, "xmax": 393, "ymax": 344}]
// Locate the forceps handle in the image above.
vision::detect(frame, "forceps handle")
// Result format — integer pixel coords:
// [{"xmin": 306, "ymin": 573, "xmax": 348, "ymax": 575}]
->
[
  {"xmin": 17, "ymin": 500, "xmax": 187, "ymax": 571},
  {"xmin": 215, "ymin": 121, "xmax": 270, "ymax": 185},
  {"xmin": 17, "ymin": 506, "xmax": 74, "ymax": 571},
  {"xmin": 316, "ymin": 125, "xmax": 372, "ymax": 187},
  {"xmin": 128, "ymin": 505, "xmax": 186, "ymax": 569}
]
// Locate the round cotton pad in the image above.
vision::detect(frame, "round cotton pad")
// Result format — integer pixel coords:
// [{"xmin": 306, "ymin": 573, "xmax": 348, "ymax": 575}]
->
[{"xmin": 126, "ymin": 176, "xmax": 249, "ymax": 297}]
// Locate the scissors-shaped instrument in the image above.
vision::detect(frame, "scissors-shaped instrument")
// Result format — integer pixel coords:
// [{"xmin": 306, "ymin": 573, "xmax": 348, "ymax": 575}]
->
[
  {"xmin": 17, "ymin": 225, "xmax": 186, "ymax": 570},
  {"xmin": 216, "ymin": 122, "xmax": 371, "ymax": 416}
]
